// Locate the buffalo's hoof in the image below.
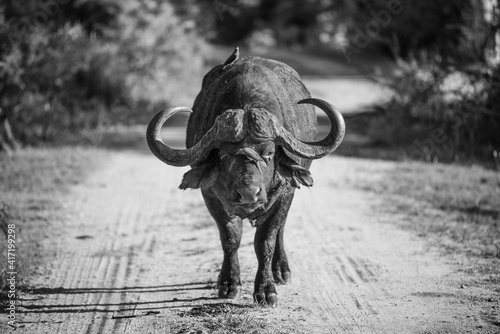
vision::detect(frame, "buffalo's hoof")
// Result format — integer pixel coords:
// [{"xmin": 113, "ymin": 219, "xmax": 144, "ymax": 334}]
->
[
  {"xmin": 218, "ymin": 283, "xmax": 241, "ymax": 299},
  {"xmin": 253, "ymin": 291, "xmax": 278, "ymax": 308},
  {"xmin": 273, "ymin": 270, "xmax": 291, "ymax": 285}
]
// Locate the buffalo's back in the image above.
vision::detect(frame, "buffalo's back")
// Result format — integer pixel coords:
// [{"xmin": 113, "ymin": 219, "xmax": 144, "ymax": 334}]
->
[{"xmin": 186, "ymin": 56, "xmax": 318, "ymax": 166}]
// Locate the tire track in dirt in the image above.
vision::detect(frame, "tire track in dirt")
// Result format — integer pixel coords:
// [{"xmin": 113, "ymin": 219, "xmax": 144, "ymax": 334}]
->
[
  {"xmin": 286, "ymin": 188, "xmax": 384, "ymax": 334},
  {"xmin": 13, "ymin": 152, "xmax": 171, "ymax": 333},
  {"xmin": 9, "ymin": 151, "xmax": 499, "ymax": 333},
  {"xmin": 292, "ymin": 158, "xmax": 499, "ymax": 333},
  {"xmin": 14, "ymin": 150, "xmax": 230, "ymax": 333}
]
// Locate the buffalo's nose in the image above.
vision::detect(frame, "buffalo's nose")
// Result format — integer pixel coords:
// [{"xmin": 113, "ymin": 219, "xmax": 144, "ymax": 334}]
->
[{"xmin": 236, "ymin": 186, "xmax": 261, "ymax": 203}]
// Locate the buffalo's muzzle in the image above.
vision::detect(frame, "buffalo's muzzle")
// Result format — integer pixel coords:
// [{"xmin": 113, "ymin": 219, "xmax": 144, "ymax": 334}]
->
[{"xmin": 236, "ymin": 185, "xmax": 263, "ymax": 204}]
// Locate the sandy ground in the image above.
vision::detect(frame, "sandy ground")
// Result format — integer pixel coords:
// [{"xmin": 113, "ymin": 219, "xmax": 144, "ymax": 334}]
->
[{"xmin": 2, "ymin": 148, "xmax": 498, "ymax": 333}]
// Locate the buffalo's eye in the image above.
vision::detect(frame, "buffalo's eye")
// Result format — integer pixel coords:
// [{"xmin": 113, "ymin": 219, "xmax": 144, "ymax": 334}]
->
[
  {"xmin": 262, "ymin": 151, "xmax": 275, "ymax": 163},
  {"xmin": 219, "ymin": 151, "xmax": 230, "ymax": 161}
]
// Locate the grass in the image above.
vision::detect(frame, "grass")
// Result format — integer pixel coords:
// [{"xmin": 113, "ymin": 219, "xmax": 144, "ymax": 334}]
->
[
  {"xmin": 180, "ymin": 304, "xmax": 268, "ymax": 334},
  {"xmin": 0, "ymin": 146, "xmax": 105, "ymax": 306},
  {"xmin": 368, "ymin": 162, "xmax": 500, "ymax": 258},
  {"xmin": 341, "ymin": 158, "xmax": 500, "ymax": 290},
  {"xmin": 205, "ymin": 312, "xmax": 268, "ymax": 334},
  {"xmin": 175, "ymin": 303, "xmax": 298, "ymax": 334},
  {"xmin": 337, "ymin": 114, "xmax": 499, "ymax": 262}
]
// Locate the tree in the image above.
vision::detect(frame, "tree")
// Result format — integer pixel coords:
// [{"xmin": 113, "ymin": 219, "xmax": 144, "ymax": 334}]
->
[
  {"xmin": 0, "ymin": 0, "xmax": 121, "ymax": 152},
  {"xmin": 0, "ymin": 0, "xmax": 206, "ymax": 152}
]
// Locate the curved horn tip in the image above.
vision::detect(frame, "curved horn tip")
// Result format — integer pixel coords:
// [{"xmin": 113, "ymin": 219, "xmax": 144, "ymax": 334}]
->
[
  {"xmin": 276, "ymin": 97, "xmax": 345, "ymax": 159},
  {"xmin": 146, "ymin": 106, "xmax": 197, "ymax": 167}
]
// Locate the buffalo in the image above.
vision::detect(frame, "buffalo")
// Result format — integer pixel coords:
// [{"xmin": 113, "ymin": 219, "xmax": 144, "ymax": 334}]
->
[{"xmin": 146, "ymin": 48, "xmax": 345, "ymax": 307}]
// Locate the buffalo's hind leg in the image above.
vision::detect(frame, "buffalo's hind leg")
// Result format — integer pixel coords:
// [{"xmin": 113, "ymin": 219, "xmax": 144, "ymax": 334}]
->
[
  {"xmin": 253, "ymin": 192, "xmax": 294, "ymax": 307},
  {"xmin": 272, "ymin": 225, "xmax": 291, "ymax": 285},
  {"xmin": 202, "ymin": 192, "xmax": 243, "ymax": 299}
]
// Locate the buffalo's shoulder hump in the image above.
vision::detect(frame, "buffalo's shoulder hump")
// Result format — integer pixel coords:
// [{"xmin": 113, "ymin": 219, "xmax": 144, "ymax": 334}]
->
[
  {"xmin": 243, "ymin": 57, "xmax": 302, "ymax": 82},
  {"xmin": 199, "ymin": 56, "xmax": 302, "ymax": 91}
]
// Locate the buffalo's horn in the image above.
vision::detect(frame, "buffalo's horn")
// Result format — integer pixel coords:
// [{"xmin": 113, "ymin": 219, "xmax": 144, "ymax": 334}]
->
[
  {"xmin": 276, "ymin": 98, "xmax": 345, "ymax": 159},
  {"xmin": 146, "ymin": 106, "xmax": 245, "ymax": 167}
]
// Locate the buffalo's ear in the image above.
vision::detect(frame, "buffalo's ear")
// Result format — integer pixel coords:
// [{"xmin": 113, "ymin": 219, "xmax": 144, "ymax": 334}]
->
[
  {"xmin": 179, "ymin": 162, "xmax": 219, "ymax": 190},
  {"xmin": 292, "ymin": 166, "xmax": 313, "ymax": 187},
  {"xmin": 276, "ymin": 154, "xmax": 313, "ymax": 188}
]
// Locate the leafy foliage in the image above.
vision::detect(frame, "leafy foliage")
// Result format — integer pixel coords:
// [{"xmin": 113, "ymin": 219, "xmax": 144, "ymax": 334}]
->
[
  {"xmin": 356, "ymin": 0, "xmax": 500, "ymax": 164},
  {"xmin": 172, "ymin": 0, "xmax": 491, "ymax": 62},
  {"xmin": 0, "ymin": 0, "xmax": 206, "ymax": 151},
  {"xmin": 338, "ymin": 0, "xmax": 483, "ymax": 59},
  {"xmin": 372, "ymin": 58, "xmax": 500, "ymax": 163}
]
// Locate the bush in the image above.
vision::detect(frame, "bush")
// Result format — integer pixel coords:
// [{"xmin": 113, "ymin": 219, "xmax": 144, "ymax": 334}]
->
[
  {"xmin": 345, "ymin": 0, "xmax": 479, "ymax": 58},
  {"xmin": 0, "ymin": 0, "xmax": 207, "ymax": 152},
  {"xmin": 374, "ymin": 57, "xmax": 500, "ymax": 163}
]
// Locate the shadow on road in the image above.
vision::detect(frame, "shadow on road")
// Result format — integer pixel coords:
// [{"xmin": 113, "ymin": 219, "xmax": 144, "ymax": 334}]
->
[
  {"xmin": 18, "ymin": 282, "xmax": 233, "ymax": 315},
  {"xmin": 29, "ymin": 282, "xmax": 215, "ymax": 295}
]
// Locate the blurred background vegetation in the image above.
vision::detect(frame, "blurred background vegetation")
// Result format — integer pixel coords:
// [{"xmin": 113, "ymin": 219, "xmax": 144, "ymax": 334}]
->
[
  {"xmin": 0, "ymin": 0, "xmax": 499, "ymax": 166},
  {"xmin": 0, "ymin": 0, "xmax": 206, "ymax": 152}
]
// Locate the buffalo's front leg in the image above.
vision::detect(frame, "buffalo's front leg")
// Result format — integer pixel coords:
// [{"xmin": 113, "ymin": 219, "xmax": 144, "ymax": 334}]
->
[
  {"xmin": 203, "ymin": 192, "xmax": 243, "ymax": 299},
  {"xmin": 253, "ymin": 193, "xmax": 294, "ymax": 307},
  {"xmin": 272, "ymin": 225, "xmax": 291, "ymax": 285}
]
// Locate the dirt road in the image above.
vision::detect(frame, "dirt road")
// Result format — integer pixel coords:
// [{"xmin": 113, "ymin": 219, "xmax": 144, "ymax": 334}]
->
[{"xmin": 4, "ymin": 149, "xmax": 498, "ymax": 333}]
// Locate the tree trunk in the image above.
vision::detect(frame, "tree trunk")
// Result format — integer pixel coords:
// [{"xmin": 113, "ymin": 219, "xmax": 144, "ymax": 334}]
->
[
  {"xmin": 495, "ymin": 0, "xmax": 500, "ymax": 64},
  {"xmin": 0, "ymin": 117, "xmax": 20, "ymax": 154},
  {"xmin": 481, "ymin": 0, "xmax": 500, "ymax": 64}
]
